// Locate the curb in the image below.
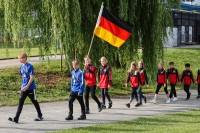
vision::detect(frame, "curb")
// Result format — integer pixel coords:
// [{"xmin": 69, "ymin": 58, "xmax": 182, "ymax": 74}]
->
[{"xmin": 0, "ymin": 54, "xmax": 61, "ymax": 60}]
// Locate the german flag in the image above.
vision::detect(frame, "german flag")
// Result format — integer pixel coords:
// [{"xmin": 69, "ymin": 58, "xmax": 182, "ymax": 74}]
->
[{"xmin": 94, "ymin": 6, "xmax": 133, "ymax": 48}]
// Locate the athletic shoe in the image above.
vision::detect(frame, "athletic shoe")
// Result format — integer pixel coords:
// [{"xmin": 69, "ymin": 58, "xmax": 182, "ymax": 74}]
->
[
  {"xmin": 143, "ymin": 96, "xmax": 147, "ymax": 104},
  {"xmin": 65, "ymin": 115, "xmax": 73, "ymax": 120},
  {"xmin": 189, "ymin": 93, "xmax": 191, "ymax": 98},
  {"xmin": 98, "ymin": 103, "xmax": 103, "ymax": 112},
  {"xmin": 85, "ymin": 109, "xmax": 90, "ymax": 114},
  {"xmin": 196, "ymin": 96, "xmax": 200, "ymax": 99},
  {"xmin": 135, "ymin": 103, "xmax": 141, "ymax": 107},
  {"xmin": 78, "ymin": 115, "xmax": 86, "ymax": 120},
  {"xmin": 166, "ymin": 98, "xmax": 170, "ymax": 104},
  {"xmin": 186, "ymin": 93, "xmax": 191, "ymax": 101},
  {"xmin": 126, "ymin": 103, "xmax": 130, "ymax": 108},
  {"xmin": 150, "ymin": 100, "xmax": 156, "ymax": 104},
  {"xmin": 34, "ymin": 116, "xmax": 43, "ymax": 121},
  {"xmin": 108, "ymin": 101, "xmax": 112, "ymax": 109},
  {"xmin": 172, "ymin": 97, "xmax": 178, "ymax": 101},
  {"xmin": 8, "ymin": 117, "xmax": 18, "ymax": 123}
]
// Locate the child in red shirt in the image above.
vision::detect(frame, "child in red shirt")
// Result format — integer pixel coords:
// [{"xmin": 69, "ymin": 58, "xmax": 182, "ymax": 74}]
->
[
  {"xmin": 150, "ymin": 62, "xmax": 170, "ymax": 104},
  {"xmin": 125, "ymin": 61, "xmax": 143, "ymax": 108},
  {"xmin": 97, "ymin": 57, "xmax": 112, "ymax": 109},
  {"xmin": 138, "ymin": 61, "xmax": 149, "ymax": 104},
  {"xmin": 196, "ymin": 69, "xmax": 200, "ymax": 99},
  {"xmin": 84, "ymin": 56, "xmax": 103, "ymax": 113},
  {"xmin": 181, "ymin": 63, "xmax": 195, "ymax": 100},
  {"xmin": 166, "ymin": 62, "xmax": 180, "ymax": 101}
]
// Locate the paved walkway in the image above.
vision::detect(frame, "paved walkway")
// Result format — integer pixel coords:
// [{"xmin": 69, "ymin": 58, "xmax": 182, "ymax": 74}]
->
[
  {"xmin": 0, "ymin": 55, "xmax": 63, "ymax": 69},
  {"xmin": 0, "ymin": 89, "xmax": 200, "ymax": 133},
  {"xmin": 165, "ymin": 44, "xmax": 200, "ymax": 49}
]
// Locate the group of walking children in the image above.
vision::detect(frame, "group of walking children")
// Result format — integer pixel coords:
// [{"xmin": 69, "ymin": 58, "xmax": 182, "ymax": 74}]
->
[
  {"xmin": 8, "ymin": 52, "xmax": 200, "ymax": 123},
  {"xmin": 126, "ymin": 61, "xmax": 199, "ymax": 107},
  {"xmin": 8, "ymin": 53, "xmax": 113, "ymax": 123},
  {"xmin": 125, "ymin": 61, "xmax": 148, "ymax": 108},
  {"xmin": 150, "ymin": 62, "xmax": 196, "ymax": 104},
  {"xmin": 65, "ymin": 56, "xmax": 113, "ymax": 121}
]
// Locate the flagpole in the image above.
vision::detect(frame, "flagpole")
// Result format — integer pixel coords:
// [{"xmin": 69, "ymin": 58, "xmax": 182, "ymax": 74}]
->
[
  {"xmin": 87, "ymin": 34, "xmax": 95, "ymax": 56},
  {"xmin": 87, "ymin": 2, "xmax": 104, "ymax": 56}
]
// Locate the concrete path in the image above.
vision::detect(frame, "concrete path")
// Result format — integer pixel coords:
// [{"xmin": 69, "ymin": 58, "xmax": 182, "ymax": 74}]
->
[
  {"xmin": 0, "ymin": 55, "xmax": 63, "ymax": 69},
  {"xmin": 0, "ymin": 89, "xmax": 200, "ymax": 133}
]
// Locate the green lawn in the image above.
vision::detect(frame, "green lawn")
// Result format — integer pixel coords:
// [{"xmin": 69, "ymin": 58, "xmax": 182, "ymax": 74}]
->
[
  {"xmin": 0, "ymin": 47, "xmax": 58, "ymax": 59},
  {"xmin": 163, "ymin": 48, "xmax": 200, "ymax": 74},
  {"xmin": 51, "ymin": 109, "xmax": 200, "ymax": 133},
  {"xmin": 0, "ymin": 48, "xmax": 200, "ymax": 106}
]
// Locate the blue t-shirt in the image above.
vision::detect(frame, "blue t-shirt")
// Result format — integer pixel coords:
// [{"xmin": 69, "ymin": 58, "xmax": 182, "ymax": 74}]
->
[
  {"xmin": 19, "ymin": 62, "xmax": 36, "ymax": 90},
  {"xmin": 71, "ymin": 69, "xmax": 84, "ymax": 95}
]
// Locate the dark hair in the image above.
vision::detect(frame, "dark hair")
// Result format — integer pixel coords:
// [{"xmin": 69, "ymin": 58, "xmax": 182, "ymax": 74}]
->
[
  {"xmin": 169, "ymin": 62, "xmax": 174, "ymax": 65},
  {"xmin": 185, "ymin": 63, "xmax": 190, "ymax": 67}
]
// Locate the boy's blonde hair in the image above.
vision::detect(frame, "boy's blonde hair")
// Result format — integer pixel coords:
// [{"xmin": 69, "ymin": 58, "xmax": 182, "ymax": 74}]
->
[
  {"xmin": 72, "ymin": 59, "xmax": 80, "ymax": 65},
  {"xmin": 18, "ymin": 52, "xmax": 28, "ymax": 59}
]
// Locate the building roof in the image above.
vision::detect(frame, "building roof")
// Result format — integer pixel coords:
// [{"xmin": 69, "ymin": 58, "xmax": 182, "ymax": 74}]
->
[
  {"xmin": 181, "ymin": 3, "xmax": 200, "ymax": 12},
  {"xmin": 165, "ymin": 3, "xmax": 200, "ymax": 13}
]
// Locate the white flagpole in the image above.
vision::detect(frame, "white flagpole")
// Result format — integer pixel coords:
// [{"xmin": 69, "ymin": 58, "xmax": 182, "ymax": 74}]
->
[{"xmin": 87, "ymin": 2, "xmax": 104, "ymax": 56}]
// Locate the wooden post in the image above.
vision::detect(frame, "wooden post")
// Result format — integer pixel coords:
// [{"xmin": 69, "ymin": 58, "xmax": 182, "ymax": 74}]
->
[{"xmin": 60, "ymin": 42, "xmax": 63, "ymax": 72}]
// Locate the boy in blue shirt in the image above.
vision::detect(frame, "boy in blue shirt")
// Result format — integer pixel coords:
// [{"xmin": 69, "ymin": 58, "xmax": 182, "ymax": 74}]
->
[
  {"xmin": 65, "ymin": 59, "xmax": 86, "ymax": 120},
  {"xmin": 8, "ymin": 52, "xmax": 43, "ymax": 123}
]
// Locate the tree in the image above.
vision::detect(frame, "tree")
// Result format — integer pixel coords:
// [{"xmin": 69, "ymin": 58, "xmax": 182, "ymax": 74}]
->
[{"xmin": 0, "ymin": 0, "xmax": 193, "ymax": 81}]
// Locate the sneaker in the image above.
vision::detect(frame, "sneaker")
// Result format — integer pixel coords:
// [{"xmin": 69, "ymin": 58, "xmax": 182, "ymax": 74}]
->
[
  {"xmin": 126, "ymin": 103, "xmax": 130, "ymax": 108},
  {"xmin": 150, "ymin": 100, "xmax": 156, "ymax": 104},
  {"xmin": 78, "ymin": 115, "xmax": 86, "ymax": 120},
  {"xmin": 98, "ymin": 103, "xmax": 103, "ymax": 112},
  {"xmin": 108, "ymin": 101, "xmax": 112, "ymax": 109},
  {"xmin": 8, "ymin": 117, "xmax": 18, "ymax": 123},
  {"xmin": 189, "ymin": 93, "xmax": 191, "ymax": 98},
  {"xmin": 186, "ymin": 93, "xmax": 191, "ymax": 101},
  {"xmin": 172, "ymin": 97, "xmax": 178, "ymax": 101},
  {"xmin": 143, "ymin": 96, "xmax": 147, "ymax": 104},
  {"xmin": 196, "ymin": 96, "xmax": 200, "ymax": 99},
  {"xmin": 102, "ymin": 104, "xmax": 106, "ymax": 109},
  {"xmin": 34, "ymin": 116, "xmax": 43, "ymax": 121},
  {"xmin": 135, "ymin": 103, "xmax": 141, "ymax": 107},
  {"xmin": 166, "ymin": 98, "xmax": 170, "ymax": 104},
  {"xmin": 65, "ymin": 115, "xmax": 73, "ymax": 120},
  {"xmin": 85, "ymin": 109, "xmax": 90, "ymax": 114}
]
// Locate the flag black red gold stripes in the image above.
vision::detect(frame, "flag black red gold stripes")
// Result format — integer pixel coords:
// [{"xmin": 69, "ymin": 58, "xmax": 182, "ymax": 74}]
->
[{"xmin": 94, "ymin": 6, "xmax": 133, "ymax": 48}]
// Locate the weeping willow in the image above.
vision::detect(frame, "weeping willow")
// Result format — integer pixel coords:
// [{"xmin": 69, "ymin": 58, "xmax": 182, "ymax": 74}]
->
[{"xmin": 0, "ymin": 0, "xmax": 193, "ymax": 81}]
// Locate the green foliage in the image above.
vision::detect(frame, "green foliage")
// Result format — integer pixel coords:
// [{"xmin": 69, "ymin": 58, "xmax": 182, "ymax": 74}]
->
[{"xmin": 0, "ymin": 0, "xmax": 195, "ymax": 82}]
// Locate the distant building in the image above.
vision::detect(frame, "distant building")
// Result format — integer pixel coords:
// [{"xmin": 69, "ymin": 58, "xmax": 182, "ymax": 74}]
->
[{"xmin": 165, "ymin": 3, "xmax": 200, "ymax": 47}]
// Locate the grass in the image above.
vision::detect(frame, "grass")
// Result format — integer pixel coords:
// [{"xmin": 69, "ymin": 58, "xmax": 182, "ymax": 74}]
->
[
  {"xmin": 51, "ymin": 109, "xmax": 200, "ymax": 133},
  {"xmin": 0, "ymin": 48, "xmax": 200, "ymax": 106},
  {"xmin": 0, "ymin": 61, "xmax": 71, "ymax": 106},
  {"xmin": 0, "ymin": 42, "xmax": 58, "ymax": 59}
]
